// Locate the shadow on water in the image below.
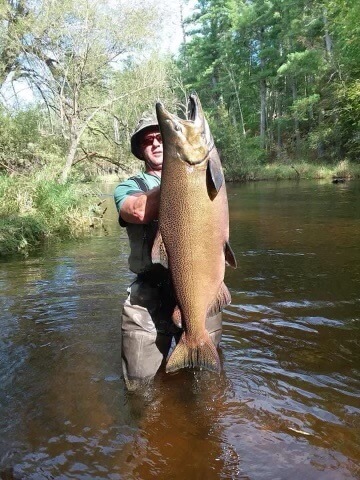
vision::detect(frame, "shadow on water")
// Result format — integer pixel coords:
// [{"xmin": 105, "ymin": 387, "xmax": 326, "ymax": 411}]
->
[
  {"xmin": 118, "ymin": 365, "xmax": 240, "ymax": 480},
  {"xmin": 0, "ymin": 180, "xmax": 359, "ymax": 479}
]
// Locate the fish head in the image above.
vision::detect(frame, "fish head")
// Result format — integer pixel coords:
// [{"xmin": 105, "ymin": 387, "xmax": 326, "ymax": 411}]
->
[{"xmin": 156, "ymin": 93, "xmax": 213, "ymax": 166}]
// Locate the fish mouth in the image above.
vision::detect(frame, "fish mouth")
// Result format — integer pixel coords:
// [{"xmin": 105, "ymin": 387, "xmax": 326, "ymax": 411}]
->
[
  {"xmin": 156, "ymin": 93, "xmax": 203, "ymax": 129},
  {"xmin": 187, "ymin": 93, "xmax": 198, "ymax": 122},
  {"xmin": 156, "ymin": 93, "xmax": 213, "ymax": 165},
  {"xmin": 155, "ymin": 101, "xmax": 166, "ymax": 119},
  {"xmin": 187, "ymin": 93, "xmax": 214, "ymax": 150}
]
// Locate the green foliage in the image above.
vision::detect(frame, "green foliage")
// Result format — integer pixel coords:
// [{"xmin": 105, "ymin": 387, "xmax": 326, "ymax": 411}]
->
[
  {"xmin": 222, "ymin": 136, "xmax": 266, "ymax": 181},
  {"xmin": 336, "ymin": 80, "xmax": 360, "ymax": 161},
  {"xmin": 0, "ymin": 106, "xmax": 65, "ymax": 173},
  {"xmin": 0, "ymin": 216, "xmax": 46, "ymax": 256},
  {"xmin": 291, "ymin": 94, "xmax": 320, "ymax": 121},
  {"xmin": 330, "ymin": 0, "xmax": 360, "ymax": 77},
  {"xmin": 277, "ymin": 51, "xmax": 324, "ymax": 76},
  {"xmin": 81, "ymin": 55, "xmax": 179, "ymax": 177},
  {"xmin": 1, "ymin": 0, "xmax": 179, "ymax": 182},
  {"xmin": 206, "ymin": 103, "xmax": 266, "ymax": 180},
  {"xmin": 0, "ymin": 0, "xmax": 359, "ymax": 198},
  {"xmin": 0, "ymin": 107, "xmax": 39, "ymax": 171},
  {"xmin": 178, "ymin": 0, "xmax": 360, "ymax": 167},
  {"xmin": 0, "ymin": 173, "xmax": 101, "ymax": 256},
  {"xmin": 225, "ymin": 160, "xmax": 360, "ymax": 182}
]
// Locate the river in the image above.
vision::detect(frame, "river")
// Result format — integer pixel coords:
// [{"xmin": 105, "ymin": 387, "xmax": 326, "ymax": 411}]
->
[{"xmin": 1, "ymin": 180, "xmax": 359, "ymax": 479}]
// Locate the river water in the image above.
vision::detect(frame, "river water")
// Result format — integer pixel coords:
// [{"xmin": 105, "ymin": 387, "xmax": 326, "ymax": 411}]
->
[{"xmin": 1, "ymin": 180, "xmax": 359, "ymax": 479}]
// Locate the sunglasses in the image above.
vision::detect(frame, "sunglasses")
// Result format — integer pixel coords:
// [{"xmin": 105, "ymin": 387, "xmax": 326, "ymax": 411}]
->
[{"xmin": 142, "ymin": 133, "xmax": 162, "ymax": 148}]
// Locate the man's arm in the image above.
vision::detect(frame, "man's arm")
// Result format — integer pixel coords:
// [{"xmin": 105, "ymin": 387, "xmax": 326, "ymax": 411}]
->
[{"xmin": 120, "ymin": 186, "xmax": 160, "ymax": 224}]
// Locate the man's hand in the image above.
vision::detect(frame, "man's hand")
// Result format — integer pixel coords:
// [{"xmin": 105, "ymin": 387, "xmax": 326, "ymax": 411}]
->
[{"xmin": 120, "ymin": 187, "xmax": 160, "ymax": 224}]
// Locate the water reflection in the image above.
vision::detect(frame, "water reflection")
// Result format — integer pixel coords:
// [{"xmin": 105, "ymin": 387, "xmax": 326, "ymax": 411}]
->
[{"xmin": 0, "ymin": 181, "xmax": 359, "ymax": 479}]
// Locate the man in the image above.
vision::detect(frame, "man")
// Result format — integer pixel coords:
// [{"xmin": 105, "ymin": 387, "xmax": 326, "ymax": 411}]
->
[{"xmin": 114, "ymin": 114, "xmax": 222, "ymax": 390}]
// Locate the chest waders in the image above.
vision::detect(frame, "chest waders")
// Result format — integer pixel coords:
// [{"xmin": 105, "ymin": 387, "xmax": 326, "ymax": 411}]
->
[{"xmin": 120, "ymin": 176, "xmax": 223, "ymax": 391}]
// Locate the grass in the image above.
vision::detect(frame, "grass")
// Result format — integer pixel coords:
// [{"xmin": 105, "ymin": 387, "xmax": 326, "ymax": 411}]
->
[
  {"xmin": 224, "ymin": 159, "xmax": 360, "ymax": 182},
  {"xmin": 0, "ymin": 171, "xmax": 103, "ymax": 257},
  {"xmin": 2, "ymin": 157, "xmax": 359, "ymax": 257}
]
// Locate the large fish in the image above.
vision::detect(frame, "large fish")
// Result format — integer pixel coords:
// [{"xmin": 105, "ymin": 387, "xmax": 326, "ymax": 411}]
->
[{"xmin": 152, "ymin": 93, "xmax": 237, "ymax": 373}]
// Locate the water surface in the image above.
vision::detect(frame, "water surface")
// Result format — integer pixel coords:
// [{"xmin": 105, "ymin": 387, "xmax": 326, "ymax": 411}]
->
[{"xmin": 1, "ymin": 180, "xmax": 359, "ymax": 479}]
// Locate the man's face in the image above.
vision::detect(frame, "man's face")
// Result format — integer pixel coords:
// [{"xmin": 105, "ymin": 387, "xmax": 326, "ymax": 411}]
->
[{"xmin": 141, "ymin": 128, "xmax": 163, "ymax": 171}]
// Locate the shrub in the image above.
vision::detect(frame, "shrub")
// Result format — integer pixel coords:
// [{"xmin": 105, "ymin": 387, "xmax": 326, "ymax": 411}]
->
[{"xmin": 0, "ymin": 173, "xmax": 102, "ymax": 256}]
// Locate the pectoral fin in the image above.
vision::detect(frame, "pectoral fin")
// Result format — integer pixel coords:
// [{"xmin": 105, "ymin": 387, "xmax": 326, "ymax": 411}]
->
[
  {"xmin": 207, "ymin": 156, "xmax": 224, "ymax": 200},
  {"xmin": 207, "ymin": 281, "xmax": 232, "ymax": 317},
  {"xmin": 151, "ymin": 230, "xmax": 168, "ymax": 268},
  {"xmin": 225, "ymin": 241, "xmax": 237, "ymax": 268}
]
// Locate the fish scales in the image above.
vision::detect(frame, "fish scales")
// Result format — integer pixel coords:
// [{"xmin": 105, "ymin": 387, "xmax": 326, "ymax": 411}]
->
[
  {"xmin": 152, "ymin": 93, "xmax": 236, "ymax": 372},
  {"xmin": 161, "ymin": 160, "xmax": 227, "ymax": 336}
]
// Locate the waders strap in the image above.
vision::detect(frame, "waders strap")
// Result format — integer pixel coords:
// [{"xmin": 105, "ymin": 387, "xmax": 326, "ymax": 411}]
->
[{"xmin": 129, "ymin": 176, "xmax": 150, "ymax": 193}]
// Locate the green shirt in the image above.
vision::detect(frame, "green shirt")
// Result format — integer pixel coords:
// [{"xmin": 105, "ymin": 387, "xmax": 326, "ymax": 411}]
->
[{"xmin": 114, "ymin": 172, "xmax": 161, "ymax": 274}]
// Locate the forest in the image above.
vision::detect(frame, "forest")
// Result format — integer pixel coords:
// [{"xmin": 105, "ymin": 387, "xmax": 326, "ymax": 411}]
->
[
  {"xmin": 179, "ymin": 0, "xmax": 360, "ymax": 180},
  {"xmin": 1, "ymin": 0, "xmax": 359, "ymax": 254}
]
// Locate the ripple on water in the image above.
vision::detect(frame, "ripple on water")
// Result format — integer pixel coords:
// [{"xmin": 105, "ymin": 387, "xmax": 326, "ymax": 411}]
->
[
  {"xmin": 1, "ymin": 182, "xmax": 360, "ymax": 479},
  {"xmin": 221, "ymin": 284, "xmax": 360, "ymax": 475}
]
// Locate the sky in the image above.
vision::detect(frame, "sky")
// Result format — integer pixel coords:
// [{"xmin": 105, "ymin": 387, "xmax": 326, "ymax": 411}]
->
[{"xmin": 158, "ymin": 0, "xmax": 196, "ymax": 54}]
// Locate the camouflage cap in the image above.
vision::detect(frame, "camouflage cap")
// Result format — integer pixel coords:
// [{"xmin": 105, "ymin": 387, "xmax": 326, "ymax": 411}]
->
[{"xmin": 130, "ymin": 114, "xmax": 159, "ymax": 160}]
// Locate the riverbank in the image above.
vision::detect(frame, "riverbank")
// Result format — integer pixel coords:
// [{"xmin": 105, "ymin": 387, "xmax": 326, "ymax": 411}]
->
[
  {"xmin": 0, "ymin": 173, "xmax": 104, "ymax": 257},
  {"xmin": 224, "ymin": 159, "xmax": 360, "ymax": 181},
  {"xmin": 97, "ymin": 159, "xmax": 360, "ymax": 184},
  {"xmin": 1, "ymin": 159, "xmax": 359, "ymax": 257}
]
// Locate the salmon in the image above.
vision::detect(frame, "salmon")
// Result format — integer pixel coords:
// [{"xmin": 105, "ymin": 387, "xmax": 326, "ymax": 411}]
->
[{"xmin": 152, "ymin": 93, "xmax": 237, "ymax": 373}]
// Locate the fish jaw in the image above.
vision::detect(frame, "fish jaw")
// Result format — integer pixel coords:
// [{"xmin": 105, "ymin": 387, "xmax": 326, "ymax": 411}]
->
[{"xmin": 156, "ymin": 94, "xmax": 213, "ymax": 166}]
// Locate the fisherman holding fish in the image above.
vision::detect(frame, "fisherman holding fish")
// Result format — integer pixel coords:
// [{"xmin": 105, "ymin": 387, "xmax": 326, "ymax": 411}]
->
[{"xmin": 114, "ymin": 101, "xmax": 231, "ymax": 391}]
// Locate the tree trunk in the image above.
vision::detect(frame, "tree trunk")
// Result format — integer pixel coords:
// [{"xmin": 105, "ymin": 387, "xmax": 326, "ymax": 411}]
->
[
  {"xmin": 60, "ymin": 132, "xmax": 80, "ymax": 184},
  {"xmin": 291, "ymin": 77, "xmax": 301, "ymax": 157},
  {"xmin": 323, "ymin": 9, "xmax": 332, "ymax": 58},
  {"xmin": 113, "ymin": 116, "xmax": 119, "ymax": 143},
  {"xmin": 225, "ymin": 63, "xmax": 246, "ymax": 136},
  {"xmin": 277, "ymin": 89, "xmax": 282, "ymax": 150},
  {"xmin": 260, "ymin": 78, "xmax": 267, "ymax": 150},
  {"xmin": 317, "ymin": 108, "xmax": 325, "ymax": 158},
  {"xmin": 233, "ymin": 78, "xmax": 246, "ymax": 136}
]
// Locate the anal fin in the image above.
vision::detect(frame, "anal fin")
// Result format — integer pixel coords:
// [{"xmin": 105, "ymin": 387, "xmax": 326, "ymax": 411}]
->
[{"xmin": 207, "ymin": 281, "xmax": 232, "ymax": 317}]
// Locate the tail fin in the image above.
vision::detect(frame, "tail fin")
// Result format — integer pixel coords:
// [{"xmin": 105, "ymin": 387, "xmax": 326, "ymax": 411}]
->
[{"xmin": 166, "ymin": 331, "xmax": 220, "ymax": 373}]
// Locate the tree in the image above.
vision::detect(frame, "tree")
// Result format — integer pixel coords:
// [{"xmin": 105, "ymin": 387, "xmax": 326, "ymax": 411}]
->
[
  {"xmin": 0, "ymin": 0, "xmax": 30, "ymax": 86},
  {"xmin": 178, "ymin": 0, "xmax": 359, "ymax": 166},
  {"xmin": 78, "ymin": 55, "xmax": 179, "ymax": 175},
  {"xmin": 1, "ymin": 0, "xmax": 177, "ymax": 180},
  {"xmin": 328, "ymin": 0, "xmax": 360, "ymax": 160}
]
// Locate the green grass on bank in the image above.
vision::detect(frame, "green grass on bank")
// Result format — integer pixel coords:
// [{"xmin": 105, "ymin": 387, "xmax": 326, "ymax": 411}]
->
[
  {"xmin": 2, "ymin": 158, "xmax": 360, "ymax": 257},
  {"xmin": 0, "ymin": 173, "xmax": 103, "ymax": 256},
  {"xmin": 224, "ymin": 159, "xmax": 360, "ymax": 181}
]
